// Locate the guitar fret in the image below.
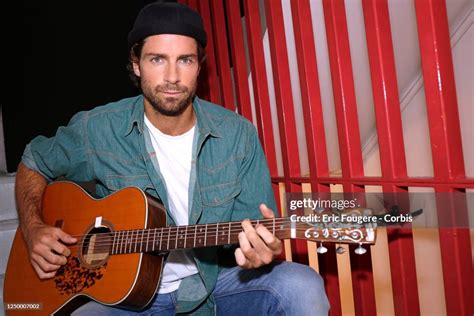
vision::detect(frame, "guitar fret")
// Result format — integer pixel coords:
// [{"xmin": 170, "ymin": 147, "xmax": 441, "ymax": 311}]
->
[
  {"xmin": 126, "ymin": 231, "xmax": 129, "ymax": 253},
  {"xmin": 137, "ymin": 229, "xmax": 145, "ymax": 252},
  {"xmin": 215, "ymin": 223, "xmax": 219, "ymax": 245},
  {"xmin": 133, "ymin": 230, "xmax": 137, "ymax": 253},
  {"xmin": 146, "ymin": 229, "xmax": 150, "ymax": 252},
  {"xmin": 273, "ymin": 218, "xmax": 275, "ymax": 235},
  {"xmin": 130, "ymin": 230, "xmax": 138, "ymax": 253},
  {"xmin": 118, "ymin": 231, "xmax": 123, "ymax": 254},
  {"xmin": 184, "ymin": 226, "xmax": 188, "ymax": 249},
  {"xmin": 193, "ymin": 225, "xmax": 197, "ymax": 248},
  {"xmin": 152, "ymin": 228, "xmax": 156, "ymax": 251},
  {"xmin": 120, "ymin": 231, "xmax": 125, "ymax": 253},
  {"xmin": 175, "ymin": 226, "xmax": 179, "ymax": 249},
  {"xmin": 204, "ymin": 224, "xmax": 208, "ymax": 246},
  {"xmin": 166, "ymin": 227, "xmax": 171, "ymax": 250},
  {"xmin": 111, "ymin": 232, "xmax": 116, "ymax": 255},
  {"xmin": 124, "ymin": 230, "xmax": 128, "ymax": 254},
  {"xmin": 120, "ymin": 231, "xmax": 125, "ymax": 254},
  {"xmin": 159, "ymin": 228, "xmax": 163, "ymax": 250},
  {"xmin": 123, "ymin": 230, "xmax": 127, "ymax": 254},
  {"xmin": 228, "ymin": 222, "xmax": 231, "ymax": 244},
  {"xmin": 115, "ymin": 231, "xmax": 119, "ymax": 254},
  {"xmin": 128, "ymin": 230, "xmax": 133, "ymax": 254},
  {"xmin": 140, "ymin": 229, "xmax": 145, "ymax": 252}
]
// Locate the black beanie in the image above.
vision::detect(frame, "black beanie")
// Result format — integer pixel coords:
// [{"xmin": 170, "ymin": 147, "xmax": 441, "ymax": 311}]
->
[{"xmin": 128, "ymin": 2, "xmax": 207, "ymax": 48}]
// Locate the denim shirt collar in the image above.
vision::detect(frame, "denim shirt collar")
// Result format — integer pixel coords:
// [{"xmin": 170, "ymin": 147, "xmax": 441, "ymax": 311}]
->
[
  {"xmin": 124, "ymin": 95, "xmax": 221, "ymax": 138},
  {"xmin": 124, "ymin": 95, "xmax": 145, "ymax": 136}
]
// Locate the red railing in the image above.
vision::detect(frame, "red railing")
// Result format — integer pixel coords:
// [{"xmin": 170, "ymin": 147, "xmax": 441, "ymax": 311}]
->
[{"xmin": 181, "ymin": 0, "xmax": 473, "ymax": 315}]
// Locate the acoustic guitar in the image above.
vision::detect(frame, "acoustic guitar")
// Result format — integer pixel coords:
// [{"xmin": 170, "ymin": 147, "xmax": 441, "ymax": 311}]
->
[{"xmin": 3, "ymin": 181, "xmax": 376, "ymax": 315}]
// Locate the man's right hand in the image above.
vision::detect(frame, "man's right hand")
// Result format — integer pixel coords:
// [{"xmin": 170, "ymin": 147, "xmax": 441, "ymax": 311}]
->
[{"xmin": 25, "ymin": 222, "xmax": 77, "ymax": 279}]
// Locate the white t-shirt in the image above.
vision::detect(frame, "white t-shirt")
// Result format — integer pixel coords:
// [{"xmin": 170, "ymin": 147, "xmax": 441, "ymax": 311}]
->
[{"xmin": 144, "ymin": 115, "xmax": 199, "ymax": 294}]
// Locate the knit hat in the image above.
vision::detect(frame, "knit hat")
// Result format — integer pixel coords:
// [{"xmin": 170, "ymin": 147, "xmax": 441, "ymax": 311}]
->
[{"xmin": 128, "ymin": 2, "xmax": 207, "ymax": 48}]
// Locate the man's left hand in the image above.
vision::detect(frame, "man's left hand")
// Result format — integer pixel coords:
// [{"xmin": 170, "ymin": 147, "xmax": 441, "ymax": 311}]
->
[{"xmin": 235, "ymin": 204, "xmax": 283, "ymax": 269}]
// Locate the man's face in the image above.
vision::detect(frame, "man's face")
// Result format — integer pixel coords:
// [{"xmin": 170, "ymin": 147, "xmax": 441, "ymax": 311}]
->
[{"xmin": 133, "ymin": 34, "xmax": 200, "ymax": 116}]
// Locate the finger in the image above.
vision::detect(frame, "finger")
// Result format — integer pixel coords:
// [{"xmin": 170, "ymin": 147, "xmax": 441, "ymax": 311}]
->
[
  {"xmin": 238, "ymin": 231, "xmax": 260, "ymax": 266},
  {"xmin": 31, "ymin": 260, "xmax": 56, "ymax": 279},
  {"xmin": 255, "ymin": 224, "xmax": 282, "ymax": 253},
  {"xmin": 234, "ymin": 248, "xmax": 251, "ymax": 269},
  {"xmin": 44, "ymin": 247, "xmax": 68, "ymax": 266},
  {"xmin": 33, "ymin": 242, "xmax": 67, "ymax": 266},
  {"xmin": 259, "ymin": 204, "xmax": 275, "ymax": 219},
  {"xmin": 55, "ymin": 229, "xmax": 77, "ymax": 244},
  {"xmin": 242, "ymin": 220, "xmax": 269, "ymax": 255},
  {"xmin": 31, "ymin": 252, "xmax": 61, "ymax": 273},
  {"xmin": 51, "ymin": 240, "xmax": 71, "ymax": 257},
  {"xmin": 36, "ymin": 236, "xmax": 69, "ymax": 264}
]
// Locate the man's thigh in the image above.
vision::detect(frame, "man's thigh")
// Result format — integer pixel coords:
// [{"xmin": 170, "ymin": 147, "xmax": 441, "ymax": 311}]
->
[
  {"xmin": 71, "ymin": 292, "xmax": 176, "ymax": 316},
  {"xmin": 214, "ymin": 261, "xmax": 329, "ymax": 316}
]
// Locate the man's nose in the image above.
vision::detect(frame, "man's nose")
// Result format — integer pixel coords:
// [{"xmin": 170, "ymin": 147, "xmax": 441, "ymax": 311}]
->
[{"xmin": 164, "ymin": 63, "xmax": 180, "ymax": 84}]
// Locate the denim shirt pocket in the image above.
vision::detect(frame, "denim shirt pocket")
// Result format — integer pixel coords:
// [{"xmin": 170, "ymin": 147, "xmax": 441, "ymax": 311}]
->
[
  {"xmin": 200, "ymin": 181, "xmax": 241, "ymax": 223},
  {"xmin": 105, "ymin": 174, "xmax": 155, "ymax": 196}
]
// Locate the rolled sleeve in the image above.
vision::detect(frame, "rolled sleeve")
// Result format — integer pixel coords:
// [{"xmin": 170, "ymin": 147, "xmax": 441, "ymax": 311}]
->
[{"xmin": 21, "ymin": 111, "xmax": 92, "ymax": 182}]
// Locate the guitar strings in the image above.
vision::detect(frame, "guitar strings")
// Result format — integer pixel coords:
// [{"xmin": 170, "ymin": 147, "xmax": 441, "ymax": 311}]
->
[
  {"xmin": 65, "ymin": 219, "xmax": 308, "ymax": 246},
  {"xmin": 67, "ymin": 217, "xmax": 348, "ymax": 241},
  {"xmin": 66, "ymin": 217, "xmax": 295, "ymax": 239},
  {"xmin": 64, "ymin": 225, "xmax": 368, "ymax": 251},
  {"xmin": 65, "ymin": 217, "xmax": 296, "ymax": 237},
  {"xmin": 65, "ymin": 220, "xmax": 364, "ymax": 248}
]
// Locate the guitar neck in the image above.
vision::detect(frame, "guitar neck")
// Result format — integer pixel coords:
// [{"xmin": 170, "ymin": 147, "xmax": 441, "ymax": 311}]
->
[
  {"xmin": 109, "ymin": 218, "xmax": 290, "ymax": 255},
  {"xmin": 105, "ymin": 217, "xmax": 376, "ymax": 255}
]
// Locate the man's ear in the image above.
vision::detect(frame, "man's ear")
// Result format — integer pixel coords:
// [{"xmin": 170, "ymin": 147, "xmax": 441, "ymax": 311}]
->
[{"xmin": 132, "ymin": 61, "xmax": 141, "ymax": 77}]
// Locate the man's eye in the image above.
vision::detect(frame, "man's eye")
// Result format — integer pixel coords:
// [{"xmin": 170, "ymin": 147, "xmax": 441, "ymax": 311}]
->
[
  {"xmin": 180, "ymin": 58, "xmax": 193, "ymax": 64},
  {"xmin": 151, "ymin": 57, "xmax": 164, "ymax": 63}
]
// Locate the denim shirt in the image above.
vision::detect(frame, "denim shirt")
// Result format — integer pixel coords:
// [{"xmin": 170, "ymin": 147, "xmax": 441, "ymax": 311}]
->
[{"xmin": 22, "ymin": 95, "xmax": 277, "ymax": 314}]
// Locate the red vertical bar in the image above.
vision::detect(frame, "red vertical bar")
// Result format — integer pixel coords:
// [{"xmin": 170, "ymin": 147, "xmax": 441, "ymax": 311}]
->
[
  {"xmin": 210, "ymin": 0, "xmax": 235, "ymax": 111},
  {"xmin": 225, "ymin": 0, "xmax": 253, "ymax": 121},
  {"xmin": 322, "ymin": 1, "xmax": 376, "ymax": 315},
  {"xmin": 290, "ymin": 0, "xmax": 330, "ymax": 182},
  {"xmin": 415, "ymin": 0, "xmax": 464, "ymax": 180},
  {"xmin": 415, "ymin": 0, "xmax": 473, "ymax": 314},
  {"xmin": 264, "ymin": 0, "xmax": 307, "ymax": 265},
  {"xmin": 197, "ymin": 0, "xmax": 221, "ymax": 104},
  {"xmin": 362, "ymin": 1, "xmax": 421, "ymax": 315},
  {"xmin": 187, "ymin": 0, "xmax": 198, "ymax": 11},
  {"xmin": 291, "ymin": 1, "xmax": 340, "ymax": 314},
  {"xmin": 242, "ymin": 0, "xmax": 277, "ymax": 177}
]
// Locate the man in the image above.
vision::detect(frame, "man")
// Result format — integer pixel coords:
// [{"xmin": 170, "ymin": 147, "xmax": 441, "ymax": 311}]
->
[{"xmin": 16, "ymin": 2, "xmax": 329, "ymax": 315}]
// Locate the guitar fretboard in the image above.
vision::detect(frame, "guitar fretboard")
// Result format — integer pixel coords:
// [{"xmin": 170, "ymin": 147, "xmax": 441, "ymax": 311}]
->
[{"xmin": 108, "ymin": 218, "xmax": 290, "ymax": 255}]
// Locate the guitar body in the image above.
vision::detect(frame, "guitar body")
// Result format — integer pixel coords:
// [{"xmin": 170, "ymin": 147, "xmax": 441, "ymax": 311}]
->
[{"xmin": 4, "ymin": 181, "xmax": 167, "ymax": 315}]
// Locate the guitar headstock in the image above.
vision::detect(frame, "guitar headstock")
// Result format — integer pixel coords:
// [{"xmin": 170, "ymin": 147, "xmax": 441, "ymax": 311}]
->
[
  {"xmin": 284, "ymin": 208, "xmax": 378, "ymax": 255},
  {"xmin": 295, "ymin": 224, "xmax": 376, "ymax": 244}
]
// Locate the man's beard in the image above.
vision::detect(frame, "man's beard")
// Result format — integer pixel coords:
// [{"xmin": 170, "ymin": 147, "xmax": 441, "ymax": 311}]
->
[{"xmin": 142, "ymin": 81, "xmax": 196, "ymax": 117}]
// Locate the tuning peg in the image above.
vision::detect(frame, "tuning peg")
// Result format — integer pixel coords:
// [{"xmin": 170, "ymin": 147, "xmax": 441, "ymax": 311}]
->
[
  {"xmin": 316, "ymin": 242, "xmax": 328, "ymax": 254},
  {"xmin": 354, "ymin": 243, "xmax": 367, "ymax": 255},
  {"xmin": 336, "ymin": 245, "xmax": 345, "ymax": 254}
]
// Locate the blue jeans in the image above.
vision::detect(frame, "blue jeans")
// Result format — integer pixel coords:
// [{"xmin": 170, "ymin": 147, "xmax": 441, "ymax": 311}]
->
[{"xmin": 72, "ymin": 261, "xmax": 329, "ymax": 315}]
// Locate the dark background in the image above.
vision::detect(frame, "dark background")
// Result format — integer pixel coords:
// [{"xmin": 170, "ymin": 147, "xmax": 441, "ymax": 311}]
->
[{"xmin": 1, "ymin": 0, "xmax": 161, "ymax": 172}]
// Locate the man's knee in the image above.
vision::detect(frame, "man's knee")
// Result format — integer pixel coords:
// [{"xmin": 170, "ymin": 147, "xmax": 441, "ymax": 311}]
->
[{"xmin": 268, "ymin": 261, "xmax": 329, "ymax": 315}]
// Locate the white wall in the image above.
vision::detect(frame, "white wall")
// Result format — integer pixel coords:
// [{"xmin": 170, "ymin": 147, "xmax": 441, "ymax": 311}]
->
[{"xmin": 0, "ymin": 90, "xmax": 17, "ymax": 316}]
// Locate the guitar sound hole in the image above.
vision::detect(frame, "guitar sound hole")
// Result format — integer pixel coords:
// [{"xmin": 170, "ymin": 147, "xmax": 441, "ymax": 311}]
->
[{"xmin": 79, "ymin": 226, "xmax": 112, "ymax": 269}]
